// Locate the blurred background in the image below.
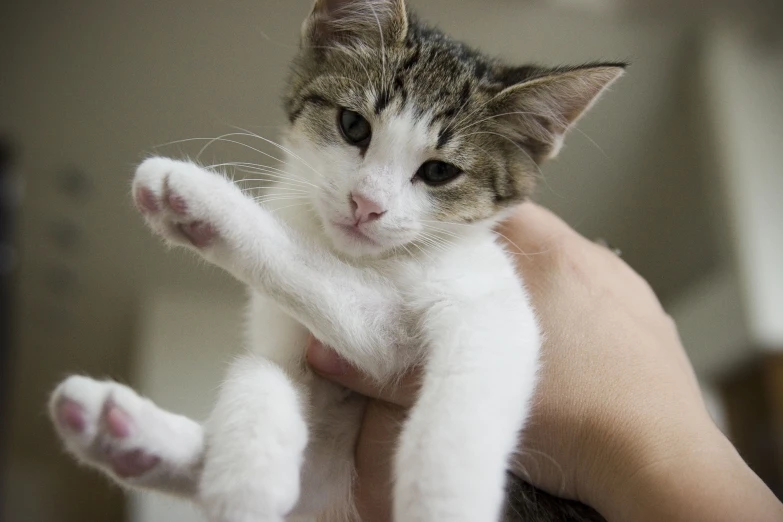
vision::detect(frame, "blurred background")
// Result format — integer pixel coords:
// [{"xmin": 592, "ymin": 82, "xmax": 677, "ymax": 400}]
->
[{"xmin": 2, "ymin": 0, "xmax": 782, "ymax": 520}]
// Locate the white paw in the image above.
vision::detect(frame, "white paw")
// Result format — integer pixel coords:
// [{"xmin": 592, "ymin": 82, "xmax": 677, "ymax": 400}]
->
[
  {"xmin": 132, "ymin": 157, "xmax": 240, "ymax": 249},
  {"xmin": 49, "ymin": 375, "xmax": 203, "ymax": 488},
  {"xmin": 49, "ymin": 376, "xmax": 164, "ymax": 479}
]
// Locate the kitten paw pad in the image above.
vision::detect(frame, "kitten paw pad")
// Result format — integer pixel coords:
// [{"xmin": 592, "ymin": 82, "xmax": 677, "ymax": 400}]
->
[
  {"xmin": 108, "ymin": 448, "xmax": 161, "ymax": 478},
  {"xmin": 132, "ymin": 157, "xmax": 230, "ymax": 248},
  {"xmin": 54, "ymin": 397, "xmax": 87, "ymax": 433},
  {"xmin": 176, "ymin": 220, "xmax": 217, "ymax": 248},
  {"xmin": 49, "ymin": 376, "xmax": 162, "ymax": 479}
]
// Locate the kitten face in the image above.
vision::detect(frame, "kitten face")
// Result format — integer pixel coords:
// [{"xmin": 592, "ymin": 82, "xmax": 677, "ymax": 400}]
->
[{"xmin": 281, "ymin": 0, "xmax": 624, "ymax": 258}]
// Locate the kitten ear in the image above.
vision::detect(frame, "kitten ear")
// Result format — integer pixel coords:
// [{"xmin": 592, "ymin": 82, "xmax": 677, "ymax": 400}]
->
[
  {"xmin": 488, "ymin": 64, "xmax": 625, "ymax": 161},
  {"xmin": 302, "ymin": 0, "xmax": 408, "ymax": 48}
]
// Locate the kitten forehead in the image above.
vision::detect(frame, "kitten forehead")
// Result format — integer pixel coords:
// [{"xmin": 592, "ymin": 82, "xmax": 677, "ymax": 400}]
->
[{"xmin": 374, "ymin": 105, "xmax": 438, "ymax": 154}]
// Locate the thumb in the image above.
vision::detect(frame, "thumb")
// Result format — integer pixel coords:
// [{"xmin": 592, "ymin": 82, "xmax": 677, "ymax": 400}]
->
[{"xmin": 305, "ymin": 337, "xmax": 418, "ymax": 408}]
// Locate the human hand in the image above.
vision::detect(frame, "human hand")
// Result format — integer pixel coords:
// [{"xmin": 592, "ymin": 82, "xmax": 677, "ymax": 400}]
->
[{"xmin": 306, "ymin": 203, "xmax": 782, "ymax": 521}]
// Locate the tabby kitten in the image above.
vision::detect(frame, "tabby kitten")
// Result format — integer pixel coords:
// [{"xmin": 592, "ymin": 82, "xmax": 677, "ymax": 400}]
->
[{"xmin": 49, "ymin": 1, "xmax": 622, "ymax": 520}]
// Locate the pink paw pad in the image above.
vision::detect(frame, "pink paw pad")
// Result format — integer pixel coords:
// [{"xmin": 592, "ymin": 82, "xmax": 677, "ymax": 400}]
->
[
  {"xmin": 56, "ymin": 398, "xmax": 86, "ymax": 433},
  {"xmin": 109, "ymin": 449, "xmax": 160, "ymax": 478},
  {"xmin": 165, "ymin": 191, "xmax": 188, "ymax": 216},
  {"xmin": 103, "ymin": 402, "xmax": 133, "ymax": 439},
  {"xmin": 135, "ymin": 186, "xmax": 160, "ymax": 214},
  {"xmin": 178, "ymin": 221, "xmax": 217, "ymax": 248}
]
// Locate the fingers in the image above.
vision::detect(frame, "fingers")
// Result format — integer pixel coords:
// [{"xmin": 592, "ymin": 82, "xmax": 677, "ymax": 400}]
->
[{"xmin": 305, "ymin": 337, "xmax": 419, "ymax": 408}]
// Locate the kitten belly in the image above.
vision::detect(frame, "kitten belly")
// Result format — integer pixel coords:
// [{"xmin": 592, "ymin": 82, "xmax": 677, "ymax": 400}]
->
[{"xmin": 246, "ymin": 291, "xmax": 365, "ymax": 518}]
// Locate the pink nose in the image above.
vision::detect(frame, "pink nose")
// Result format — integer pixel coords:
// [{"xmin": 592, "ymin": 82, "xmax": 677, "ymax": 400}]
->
[{"xmin": 350, "ymin": 192, "xmax": 386, "ymax": 224}]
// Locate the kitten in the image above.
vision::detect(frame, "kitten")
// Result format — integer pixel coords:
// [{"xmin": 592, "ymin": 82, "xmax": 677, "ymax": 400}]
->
[{"xmin": 48, "ymin": 1, "xmax": 622, "ymax": 521}]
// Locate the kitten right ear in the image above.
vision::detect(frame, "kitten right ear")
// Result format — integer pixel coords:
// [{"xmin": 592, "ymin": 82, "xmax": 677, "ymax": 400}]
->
[
  {"xmin": 302, "ymin": 0, "xmax": 408, "ymax": 48},
  {"xmin": 487, "ymin": 64, "xmax": 625, "ymax": 162}
]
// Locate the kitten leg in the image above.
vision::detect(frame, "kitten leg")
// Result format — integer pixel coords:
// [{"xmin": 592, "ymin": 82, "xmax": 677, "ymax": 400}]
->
[
  {"xmin": 199, "ymin": 354, "xmax": 308, "ymax": 522},
  {"xmin": 132, "ymin": 157, "xmax": 411, "ymax": 379},
  {"xmin": 394, "ymin": 295, "xmax": 540, "ymax": 522},
  {"xmin": 49, "ymin": 375, "xmax": 204, "ymax": 496}
]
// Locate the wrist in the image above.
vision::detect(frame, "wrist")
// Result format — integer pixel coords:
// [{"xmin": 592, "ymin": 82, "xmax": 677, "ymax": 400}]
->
[{"xmin": 588, "ymin": 414, "xmax": 782, "ymax": 521}]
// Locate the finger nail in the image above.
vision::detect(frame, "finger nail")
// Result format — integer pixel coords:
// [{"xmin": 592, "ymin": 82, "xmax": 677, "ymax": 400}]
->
[{"xmin": 306, "ymin": 339, "xmax": 348, "ymax": 376}]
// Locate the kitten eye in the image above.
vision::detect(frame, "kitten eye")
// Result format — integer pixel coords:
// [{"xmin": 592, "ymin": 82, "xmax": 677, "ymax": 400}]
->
[
  {"xmin": 415, "ymin": 160, "xmax": 462, "ymax": 186},
  {"xmin": 338, "ymin": 108, "xmax": 372, "ymax": 147}
]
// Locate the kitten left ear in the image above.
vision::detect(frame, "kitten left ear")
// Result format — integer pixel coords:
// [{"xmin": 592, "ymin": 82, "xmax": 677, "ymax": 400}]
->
[
  {"xmin": 302, "ymin": 0, "xmax": 408, "ymax": 48},
  {"xmin": 488, "ymin": 64, "xmax": 625, "ymax": 161}
]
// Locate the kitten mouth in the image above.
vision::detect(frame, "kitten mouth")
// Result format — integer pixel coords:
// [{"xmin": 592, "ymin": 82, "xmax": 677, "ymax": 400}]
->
[{"xmin": 334, "ymin": 222, "xmax": 379, "ymax": 245}]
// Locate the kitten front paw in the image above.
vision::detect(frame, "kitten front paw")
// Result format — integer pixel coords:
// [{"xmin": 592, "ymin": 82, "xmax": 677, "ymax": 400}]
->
[
  {"xmin": 49, "ymin": 376, "xmax": 163, "ymax": 480},
  {"xmin": 133, "ymin": 157, "xmax": 239, "ymax": 249}
]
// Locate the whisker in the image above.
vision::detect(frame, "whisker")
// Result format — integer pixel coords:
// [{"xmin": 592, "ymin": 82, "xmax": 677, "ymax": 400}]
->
[
  {"xmin": 461, "ymin": 131, "xmax": 547, "ymax": 179},
  {"xmin": 420, "ymin": 222, "xmax": 464, "ymax": 240},
  {"xmin": 254, "ymin": 192, "xmax": 309, "ymax": 201},
  {"xmin": 574, "ymin": 127, "xmax": 609, "ymax": 159},
  {"xmin": 456, "ymin": 110, "xmax": 543, "ymax": 132},
  {"xmin": 241, "ymin": 185, "xmax": 309, "ymax": 195},
  {"xmin": 440, "ymin": 87, "xmax": 477, "ymax": 137},
  {"xmin": 448, "ymin": 89, "xmax": 512, "ymax": 136},
  {"xmin": 416, "ymin": 232, "xmax": 450, "ymax": 254},
  {"xmin": 158, "ymin": 136, "xmax": 288, "ymax": 168},
  {"xmin": 208, "ymin": 162, "xmax": 318, "ymax": 189},
  {"xmin": 255, "ymin": 198, "xmax": 310, "ymax": 207},
  {"xmin": 421, "ymin": 218, "xmax": 553, "ymax": 257},
  {"xmin": 398, "ymin": 243, "xmax": 422, "ymax": 267},
  {"xmin": 410, "ymin": 241, "xmax": 435, "ymax": 263},
  {"xmin": 237, "ymin": 178, "xmax": 314, "ymax": 191},
  {"xmin": 422, "ymin": 232, "xmax": 455, "ymax": 250},
  {"xmin": 269, "ymin": 201, "xmax": 312, "ymax": 215},
  {"xmin": 226, "ymin": 127, "xmax": 328, "ymax": 181},
  {"xmin": 364, "ymin": 0, "xmax": 387, "ymax": 92}
]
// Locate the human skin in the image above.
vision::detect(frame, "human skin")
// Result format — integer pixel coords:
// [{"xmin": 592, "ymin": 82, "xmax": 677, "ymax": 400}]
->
[{"xmin": 306, "ymin": 203, "xmax": 783, "ymax": 522}]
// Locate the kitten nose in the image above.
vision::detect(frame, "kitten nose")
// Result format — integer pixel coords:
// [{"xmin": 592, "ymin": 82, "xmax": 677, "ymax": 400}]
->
[{"xmin": 350, "ymin": 192, "xmax": 386, "ymax": 224}]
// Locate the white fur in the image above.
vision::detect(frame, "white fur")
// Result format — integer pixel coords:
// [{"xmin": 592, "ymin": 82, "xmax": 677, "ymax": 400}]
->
[{"xmin": 50, "ymin": 102, "xmax": 540, "ymax": 522}]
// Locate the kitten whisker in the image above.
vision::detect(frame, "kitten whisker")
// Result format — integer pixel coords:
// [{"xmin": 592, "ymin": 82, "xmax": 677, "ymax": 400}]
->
[
  {"xmin": 409, "ymin": 241, "xmax": 435, "ymax": 263},
  {"xmin": 254, "ymin": 193, "xmax": 310, "ymax": 201},
  {"xmin": 207, "ymin": 162, "xmax": 318, "ymax": 189},
  {"xmin": 398, "ymin": 243, "xmax": 423, "ymax": 268},
  {"xmin": 419, "ymin": 231, "xmax": 455, "ymax": 251},
  {"xmin": 216, "ymin": 165, "xmax": 315, "ymax": 186},
  {"xmin": 238, "ymin": 178, "xmax": 314, "ymax": 191},
  {"xmin": 160, "ymin": 136, "xmax": 288, "ymax": 169},
  {"xmin": 363, "ymin": 0, "xmax": 387, "ymax": 92},
  {"xmin": 455, "ymin": 110, "xmax": 543, "ymax": 132},
  {"xmin": 241, "ymin": 185, "xmax": 309, "ymax": 195},
  {"xmin": 447, "ymin": 88, "xmax": 513, "ymax": 137},
  {"xmin": 227, "ymin": 127, "xmax": 329, "ymax": 181},
  {"xmin": 197, "ymin": 131, "xmax": 326, "ymax": 182},
  {"xmin": 421, "ymin": 219, "xmax": 553, "ymax": 258},
  {"xmin": 461, "ymin": 131, "xmax": 548, "ymax": 180},
  {"xmin": 269, "ymin": 201, "xmax": 313, "ymax": 215},
  {"xmin": 416, "ymin": 234, "xmax": 450, "ymax": 254}
]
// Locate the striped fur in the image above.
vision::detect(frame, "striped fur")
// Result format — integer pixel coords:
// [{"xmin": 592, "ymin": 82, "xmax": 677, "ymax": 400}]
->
[{"xmin": 284, "ymin": 0, "xmax": 624, "ymax": 224}]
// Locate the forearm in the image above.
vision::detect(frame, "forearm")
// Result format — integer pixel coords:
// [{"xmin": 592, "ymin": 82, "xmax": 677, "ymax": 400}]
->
[{"xmin": 595, "ymin": 424, "xmax": 783, "ymax": 522}]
